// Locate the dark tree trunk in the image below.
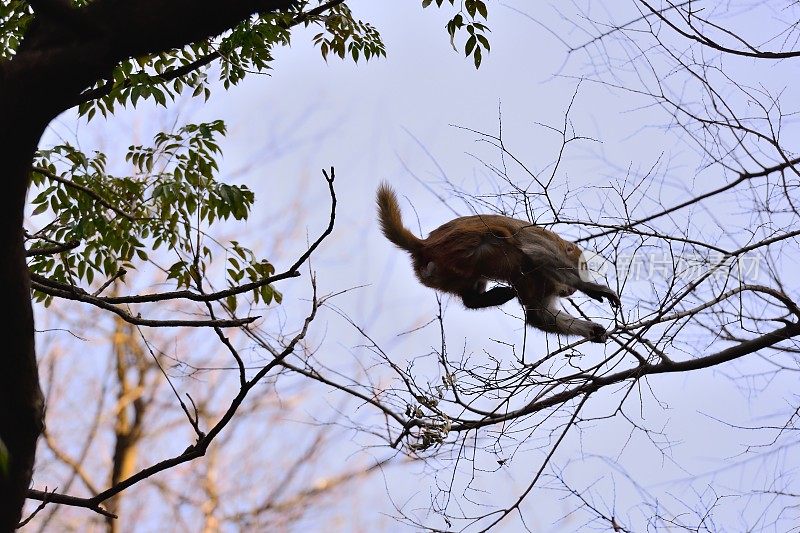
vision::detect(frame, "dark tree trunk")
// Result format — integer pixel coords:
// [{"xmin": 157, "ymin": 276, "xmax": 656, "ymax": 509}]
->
[
  {"xmin": 0, "ymin": 97, "xmax": 46, "ymax": 529},
  {"xmin": 0, "ymin": 12, "xmax": 109, "ymax": 525}
]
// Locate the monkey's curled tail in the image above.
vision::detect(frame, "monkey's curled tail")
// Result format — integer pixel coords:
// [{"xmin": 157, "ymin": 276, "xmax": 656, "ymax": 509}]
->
[{"xmin": 376, "ymin": 183, "xmax": 424, "ymax": 253}]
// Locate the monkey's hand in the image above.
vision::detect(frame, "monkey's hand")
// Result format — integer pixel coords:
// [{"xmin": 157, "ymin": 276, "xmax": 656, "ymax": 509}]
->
[{"xmin": 580, "ymin": 283, "xmax": 621, "ymax": 309}]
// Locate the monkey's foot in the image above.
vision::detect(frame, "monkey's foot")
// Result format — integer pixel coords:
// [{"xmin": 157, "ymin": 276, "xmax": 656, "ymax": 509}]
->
[{"xmin": 588, "ymin": 324, "xmax": 609, "ymax": 343}]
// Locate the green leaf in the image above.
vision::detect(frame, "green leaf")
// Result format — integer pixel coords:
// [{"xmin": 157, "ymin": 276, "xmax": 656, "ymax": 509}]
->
[
  {"xmin": 476, "ymin": 0, "xmax": 488, "ymax": 19},
  {"xmin": 465, "ymin": 35, "xmax": 476, "ymax": 56}
]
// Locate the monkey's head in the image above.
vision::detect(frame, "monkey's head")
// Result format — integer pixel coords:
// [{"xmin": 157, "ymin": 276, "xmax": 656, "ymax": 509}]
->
[
  {"xmin": 553, "ymin": 240, "xmax": 584, "ymax": 298},
  {"xmin": 561, "ymin": 240, "xmax": 593, "ymax": 289}
]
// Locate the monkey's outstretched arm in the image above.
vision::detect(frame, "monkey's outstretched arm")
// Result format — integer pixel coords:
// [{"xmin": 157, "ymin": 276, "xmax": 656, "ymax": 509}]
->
[
  {"xmin": 573, "ymin": 280, "xmax": 620, "ymax": 308},
  {"xmin": 519, "ymin": 243, "xmax": 621, "ymax": 308},
  {"xmin": 461, "ymin": 285, "xmax": 517, "ymax": 309}
]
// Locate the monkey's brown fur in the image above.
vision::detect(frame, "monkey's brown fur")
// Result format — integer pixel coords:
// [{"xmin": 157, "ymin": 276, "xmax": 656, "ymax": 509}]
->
[{"xmin": 376, "ymin": 183, "xmax": 619, "ymax": 343}]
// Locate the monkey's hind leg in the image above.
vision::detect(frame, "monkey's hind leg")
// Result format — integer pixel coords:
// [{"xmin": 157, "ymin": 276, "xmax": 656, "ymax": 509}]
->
[
  {"xmin": 461, "ymin": 284, "xmax": 517, "ymax": 309},
  {"xmin": 525, "ymin": 306, "xmax": 609, "ymax": 343}
]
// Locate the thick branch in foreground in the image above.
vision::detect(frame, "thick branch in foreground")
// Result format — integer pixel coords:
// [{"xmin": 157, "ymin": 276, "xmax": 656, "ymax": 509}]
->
[
  {"xmin": 73, "ymin": 0, "xmax": 346, "ymax": 106},
  {"xmin": 450, "ymin": 321, "xmax": 800, "ymax": 432}
]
